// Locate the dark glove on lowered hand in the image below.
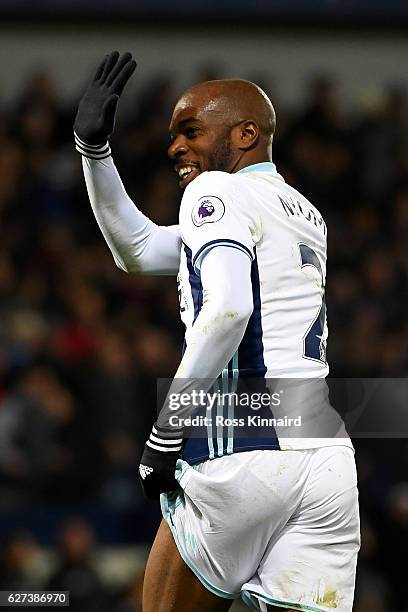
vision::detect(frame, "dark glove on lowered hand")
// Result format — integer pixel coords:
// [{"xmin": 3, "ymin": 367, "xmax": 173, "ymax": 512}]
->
[
  {"xmin": 139, "ymin": 424, "xmax": 183, "ymax": 500},
  {"xmin": 74, "ymin": 51, "xmax": 136, "ymax": 155}
]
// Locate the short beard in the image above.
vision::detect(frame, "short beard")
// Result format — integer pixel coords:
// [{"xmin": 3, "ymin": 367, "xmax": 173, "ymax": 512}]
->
[{"xmin": 207, "ymin": 132, "xmax": 235, "ymax": 172}]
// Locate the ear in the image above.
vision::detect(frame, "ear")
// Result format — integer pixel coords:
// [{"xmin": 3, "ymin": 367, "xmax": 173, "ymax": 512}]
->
[{"xmin": 231, "ymin": 120, "xmax": 259, "ymax": 150}]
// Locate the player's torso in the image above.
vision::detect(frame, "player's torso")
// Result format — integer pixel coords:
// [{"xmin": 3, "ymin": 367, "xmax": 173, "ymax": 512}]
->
[
  {"xmin": 177, "ymin": 169, "xmax": 329, "ymax": 379},
  {"xmin": 177, "ymin": 167, "xmax": 343, "ymax": 462}
]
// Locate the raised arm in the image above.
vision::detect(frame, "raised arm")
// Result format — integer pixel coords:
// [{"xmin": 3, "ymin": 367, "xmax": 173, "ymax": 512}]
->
[
  {"xmin": 74, "ymin": 51, "xmax": 181, "ymax": 275},
  {"xmin": 80, "ymin": 154, "xmax": 181, "ymax": 275}
]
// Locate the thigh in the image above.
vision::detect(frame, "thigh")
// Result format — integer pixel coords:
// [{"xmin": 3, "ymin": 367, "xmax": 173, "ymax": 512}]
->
[
  {"xmin": 160, "ymin": 451, "xmax": 312, "ymax": 604},
  {"xmin": 143, "ymin": 519, "xmax": 233, "ymax": 612}
]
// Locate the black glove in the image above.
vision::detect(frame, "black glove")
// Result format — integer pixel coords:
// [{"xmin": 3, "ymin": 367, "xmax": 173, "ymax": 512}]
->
[
  {"xmin": 139, "ymin": 424, "xmax": 183, "ymax": 500},
  {"xmin": 74, "ymin": 50, "xmax": 136, "ymax": 150}
]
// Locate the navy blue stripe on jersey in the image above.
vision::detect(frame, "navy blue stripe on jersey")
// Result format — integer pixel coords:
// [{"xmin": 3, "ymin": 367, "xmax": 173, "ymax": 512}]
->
[
  {"xmin": 181, "ymin": 250, "xmax": 280, "ymax": 465},
  {"xmin": 299, "ymin": 243, "xmax": 323, "ymax": 277},
  {"xmin": 192, "ymin": 239, "xmax": 253, "ymax": 272},
  {"xmin": 236, "ymin": 251, "xmax": 267, "ymax": 377},
  {"xmin": 182, "ymin": 437, "xmax": 213, "ymax": 464},
  {"xmin": 184, "ymin": 243, "xmax": 203, "ymax": 324}
]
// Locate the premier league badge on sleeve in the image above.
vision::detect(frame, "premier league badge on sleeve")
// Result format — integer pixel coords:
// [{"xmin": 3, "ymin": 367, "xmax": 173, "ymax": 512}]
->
[{"xmin": 192, "ymin": 195, "xmax": 225, "ymax": 227}]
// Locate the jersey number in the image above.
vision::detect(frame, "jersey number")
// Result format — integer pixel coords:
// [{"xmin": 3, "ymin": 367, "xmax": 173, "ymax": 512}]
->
[{"xmin": 298, "ymin": 243, "xmax": 327, "ymax": 364}]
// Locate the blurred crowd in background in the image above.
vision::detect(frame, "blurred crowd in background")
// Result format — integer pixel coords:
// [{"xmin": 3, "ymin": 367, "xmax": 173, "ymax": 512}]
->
[{"xmin": 0, "ymin": 63, "xmax": 407, "ymax": 611}]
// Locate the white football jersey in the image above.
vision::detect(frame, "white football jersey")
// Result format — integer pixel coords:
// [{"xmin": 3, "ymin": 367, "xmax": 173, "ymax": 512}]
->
[
  {"xmin": 178, "ymin": 162, "xmax": 328, "ymax": 378},
  {"xmin": 177, "ymin": 162, "xmax": 351, "ymax": 460}
]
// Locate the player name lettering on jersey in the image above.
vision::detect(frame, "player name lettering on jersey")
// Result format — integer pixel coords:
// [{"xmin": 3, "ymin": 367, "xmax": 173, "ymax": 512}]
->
[{"xmin": 278, "ymin": 194, "xmax": 327, "ymax": 235}]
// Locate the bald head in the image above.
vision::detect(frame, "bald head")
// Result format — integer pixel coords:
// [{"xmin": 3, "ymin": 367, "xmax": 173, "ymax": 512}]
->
[
  {"xmin": 168, "ymin": 78, "xmax": 276, "ymax": 183},
  {"xmin": 177, "ymin": 79, "xmax": 276, "ymax": 144}
]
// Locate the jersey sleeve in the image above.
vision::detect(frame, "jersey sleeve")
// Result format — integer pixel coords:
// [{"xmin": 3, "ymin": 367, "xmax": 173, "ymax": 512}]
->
[
  {"xmin": 179, "ymin": 171, "xmax": 258, "ymax": 273},
  {"xmin": 82, "ymin": 156, "xmax": 181, "ymax": 275}
]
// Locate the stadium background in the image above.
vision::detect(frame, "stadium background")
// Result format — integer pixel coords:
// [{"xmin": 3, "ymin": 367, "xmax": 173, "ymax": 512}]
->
[{"xmin": 0, "ymin": 3, "xmax": 407, "ymax": 610}]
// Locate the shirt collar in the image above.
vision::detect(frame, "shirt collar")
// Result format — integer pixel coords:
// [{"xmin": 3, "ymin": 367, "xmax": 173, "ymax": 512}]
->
[{"xmin": 237, "ymin": 162, "xmax": 277, "ymax": 174}]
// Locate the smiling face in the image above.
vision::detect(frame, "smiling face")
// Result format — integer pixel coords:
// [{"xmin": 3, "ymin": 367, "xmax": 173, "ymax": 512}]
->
[
  {"xmin": 168, "ymin": 92, "xmax": 238, "ymax": 189},
  {"xmin": 168, "ymin": 80, "xmax": 276, "ymax": 189}
]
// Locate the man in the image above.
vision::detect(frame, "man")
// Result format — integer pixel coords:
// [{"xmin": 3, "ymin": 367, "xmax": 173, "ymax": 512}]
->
[{"xmin": 74, "ymin": 51, "xmax": 360, "ymax": 612}]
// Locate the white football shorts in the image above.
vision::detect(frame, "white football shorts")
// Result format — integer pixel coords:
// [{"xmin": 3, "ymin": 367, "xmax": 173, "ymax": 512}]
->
[{"xmin": 161, "ymin": 446, "xmax": 360, "ymax": 611}]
